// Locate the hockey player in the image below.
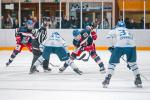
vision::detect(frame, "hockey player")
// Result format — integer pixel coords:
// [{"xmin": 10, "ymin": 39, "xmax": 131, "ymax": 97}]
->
[
  {"xmin": 30, "ymin": 21, "xmax": 51, "ymax": 73},
  {"xmin": 102, "ymin": 21, "xmax": 142, "ymax": 88},
  {"xmin": 30, "ymin": 32, "xmax": 83, "ymax": 75},
  {"xmin": 59, "ymin": 27, "xmax": 105, "ymax": 74},
  {"xmin": 6, "ymin": 20, "xmax": 35, "ymax": 66}
]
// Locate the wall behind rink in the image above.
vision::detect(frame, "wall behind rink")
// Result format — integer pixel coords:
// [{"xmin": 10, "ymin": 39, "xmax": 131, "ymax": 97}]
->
[{"xmin": 0, "ymin": 29, "xmax": 150, "ymax": 50}]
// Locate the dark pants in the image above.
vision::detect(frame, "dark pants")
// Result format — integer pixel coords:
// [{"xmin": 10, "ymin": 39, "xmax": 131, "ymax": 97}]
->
[{"xmin": 31, "ymin": 49, "xmax": 49, "ymax": 69}]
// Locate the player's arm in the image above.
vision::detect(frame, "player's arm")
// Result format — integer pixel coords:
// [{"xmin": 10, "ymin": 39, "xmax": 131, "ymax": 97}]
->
[
  {"xmin": 15, "ymin": 35, "xmax": 21, "ymax": 44},
  {"xmin": 73, "ymin": 39, "xmax": 80, "ymax": 48},
  {"xmin": 106, "ymin": 29, "xmax": 116, "ymax": 47},
  {"xmin": 21, "ymin": 32, "xmax": 35, "ymax": 39},
  {"xmin": 91, "ymin": 31, "xmax": 97, "ymax": 40},
  {"xmin": 82, "ymin": 37, "xmax": 95, "ymax": 51}
]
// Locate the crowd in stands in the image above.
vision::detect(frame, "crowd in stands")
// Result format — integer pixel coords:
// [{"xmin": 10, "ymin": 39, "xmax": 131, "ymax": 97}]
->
[
  {"xmin": 1, "ymin": 13, "xmax": 147, "ymax": 29},
  {"xmin": 124, "ymin": 17, "xmax": 145, "ymax": 29}
]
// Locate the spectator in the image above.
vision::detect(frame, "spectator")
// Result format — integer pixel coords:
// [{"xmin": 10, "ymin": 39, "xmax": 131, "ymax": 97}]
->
[
  {"xmin": 94, "ymin": 18, "xmax": 101, "ymax": 28},
  {"xmin": 70, "ymin": 16, "xmax": 77, "ymax": 29},
  {"xmin": 125, "ymin": 17, "xmax": 130, "ymax": 29},
  {"xmin": 22, "ymin": 17, "xmax": 27, "ymax": 26},
  {"xmin": 13, "ymin": 19, "xmax": 19, "ymax": 28},
  {"xmin": 33, "ymin": 17, "xmax": 39, "ymax": 29},
  {"xmin": 49, "ymin": 16, "xmax": 57, "ymax": 29},
  {"xmin": 130, "ymin": 18, "xmax": 137, "ymax": 29},
  {"xmin": 61, "ymin": 16, "xmax": 71, "ymax": 29},
  {"xmin": 3, "ymin": 14, "xmax": 13, "ymax": 29},
  {"xmin": 100, "ymin": 17, "xmax": 109, "ymax": 29},
  {"xmin": 82, "ymin": 17, "xmax": 92, "ymax": 28},
  {"xmin": 140, "ymin": 17, "xmax": 144, "ymax": 29}
]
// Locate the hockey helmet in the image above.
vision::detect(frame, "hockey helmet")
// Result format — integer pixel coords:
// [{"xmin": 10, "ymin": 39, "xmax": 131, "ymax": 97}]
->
[
  {"xmin": 26, "ymin": 20, "xmax": 34, "ymax": 30},
  {"xmin": 117, "ymin": 21, "xmax": 126, "ymax": 27},
  {"xmin": 73, "ymin": 29, "xmax": 80, "ymax": 37}
]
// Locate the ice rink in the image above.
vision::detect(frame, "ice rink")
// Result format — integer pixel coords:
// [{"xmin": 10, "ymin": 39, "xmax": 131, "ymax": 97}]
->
[{"xmin": 0, "ymin": 50, "xmax": 150, "ymax": 100}]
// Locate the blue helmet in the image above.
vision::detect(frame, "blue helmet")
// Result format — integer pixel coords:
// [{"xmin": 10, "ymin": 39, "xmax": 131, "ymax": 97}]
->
[
  {"xmin": 52, "ymin": 32, "xmax": 60, "ymax": 36},
  {"xmin": 73, "ymin": 29, "xmax": 80, "ymax": 37},
  {"xmin": 117, "ymin": 21, "xmax": 126, "ymax": 27},
  {"xmin": 27, "ymin": 20, "xmax": 33, "ymax": 25}
]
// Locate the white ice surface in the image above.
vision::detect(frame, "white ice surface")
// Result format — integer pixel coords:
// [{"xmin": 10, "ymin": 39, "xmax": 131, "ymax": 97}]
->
[{"xmin": 0, "ymin": 50, "xmax": 150, "ymax": 100}]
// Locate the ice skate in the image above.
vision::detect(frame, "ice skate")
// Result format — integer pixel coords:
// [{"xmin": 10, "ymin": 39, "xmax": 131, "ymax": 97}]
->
[
  {"xmin": 6, "ymin": 62, "xmax": 10, "ymax": 67},
  {"xmin": 102, "ymin": 74, "xmax": 112, "ymax": 88},
  {"xmin": 44, "ymin": 67, "xmax": 52, "ymax": 72},
  {"xmin": 134, "ymin": 74, "xmax": 142, "ymax": 88},
  {"xmin": 99, "ymin": 63, "xmax": 106, "ymax": 74},
  {"xmin": 29, "ymin": 66, "xmax": 39, "ymax": 74},
  {"xmin": 73, "ymin": 68, "xmax": 83, "ymax": 75},
  {"xmin": 59, "ymin": 67, "xmax": 66, "ymax": 73}
]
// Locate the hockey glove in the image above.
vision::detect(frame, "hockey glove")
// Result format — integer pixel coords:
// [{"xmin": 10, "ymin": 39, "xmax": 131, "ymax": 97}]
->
[{"xmin": 108, "ymin": 46, "xmax": 114, "ymax": 53}]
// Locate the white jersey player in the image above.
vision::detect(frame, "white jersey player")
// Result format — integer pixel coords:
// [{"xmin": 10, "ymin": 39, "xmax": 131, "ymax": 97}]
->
[
  {"xmin": 30, "ymin": 32, "xmax": 82, "ymax": 75},
  {"xmin": 102, "ymin": 21, "xmax": 142, "ymax": 88}
]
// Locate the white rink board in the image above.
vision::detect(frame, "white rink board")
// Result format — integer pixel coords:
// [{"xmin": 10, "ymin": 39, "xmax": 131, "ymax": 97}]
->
[{"xmin": 0, "ymin": 50, "xmax": 150, "ymax": 100}]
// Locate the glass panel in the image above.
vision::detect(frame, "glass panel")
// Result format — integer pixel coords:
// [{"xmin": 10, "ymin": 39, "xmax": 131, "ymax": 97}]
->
[
  {"xmin": 146, "ymin": 0, "xmax": 150, "ymax": 29},
  {"xmin": 1, "ymin": 2, "xmax": 19, "ymax": 29},
  {"xmin": 61, "ymin": 2, "xmax": 81, "ymax": 29},
  {"xmin": 82, "ymin": 2, "xmax": 102, "ymax": 29},
  {"xmin": 101, "ymin": 2, "xmax": 112, "ymax": 29},
  {"xmin": 41, "ymin": 1, "xmax": 60, "ymax": 29},
  {"xmin": 21, "ymin": 2, "xmax": 39, "ymax": 28},
  {"xmin": 124, "ymin": 0, "xmax": 144, "ymax": 29}
]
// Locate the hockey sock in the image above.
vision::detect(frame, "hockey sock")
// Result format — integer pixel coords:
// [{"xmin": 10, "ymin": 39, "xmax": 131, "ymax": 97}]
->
[
  {"xmin": 107, "ymin": 63, "xmax": 116, "ymax": 76},
  {"xmin": 65, "ymin": 59, "xmax": 77, "ymax": 69},
  {"xmin": 8, "ymin": 50, "xmax": 19, "ymax": 63},
  {"xmin": 91, "ymin": 54, "xmax": 103, "ymax": 68},
  {"xmin": 63, "ymin": 62, "xmax": 69, "ymax": 68},
  {"xmin": 128, "ymin": 62, "xmax": 140, "ymax": 76},
  {"xmin": 33, "ymin": 56, "xmax": 45, "ymax": 67}
]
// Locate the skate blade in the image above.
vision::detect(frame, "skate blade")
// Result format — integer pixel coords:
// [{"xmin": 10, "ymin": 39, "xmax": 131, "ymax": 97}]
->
[
  {"xmin": 44, "ymin": 70, "xmax": 51, "ymax": 73},
  {"xmin": 29, "ymin": 71, "xmax": 39, "ymax": 75},
  {"xmin": 136, "ymin": 84, "xmax": 143, "ymax": 88},
  {"xmin": 103, "ymin": 84, "xmax": 108, "ymax": 88},
  {"xmin": 100, "ymin": 70, "xmax": 106, "ymax": 74},
  {"xmin": 59, "ymin": 70, "xmax": 64, "ymax": 73}
]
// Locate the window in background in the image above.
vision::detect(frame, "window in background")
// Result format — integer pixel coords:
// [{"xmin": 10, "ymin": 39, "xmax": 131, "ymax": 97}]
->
[
  {"xmin": 123, "ymin": 0, "xmax": 144, "ymax": 29},
  {"xmin": 21, "ymin": 1, "xmax": 39, "ymax": 28},
  {"xmin": 82, "ymin": 2, "xmax": 102, "ymax": 29},
  {"xmin": 63, "ymin": 2, "xmax": 81, "ymax": 29},
  {"xmin": 1, "ymin": 0, "xmax": 19, "ymax": 29},
  {"xmin": 41, "ymin": 1, "xmax": 60, "ymax": 29},
  {"xmin": 101, "ymin": 2, "xmax": 112, "ymax": 29},
  {"xmin": 146, "ymin": 0, "xmax": 150, "ymax": 29}
]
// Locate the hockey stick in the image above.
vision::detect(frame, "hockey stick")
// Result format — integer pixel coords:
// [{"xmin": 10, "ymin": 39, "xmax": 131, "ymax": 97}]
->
[
  {"xmin": 49, "ymin": 62, "xmax": 60, "ymax": 67},
  {"xmin": 82, "ymin": 52, "xmax": 90, "ymax": 62},
  {"xmin": 120, "ymin": 54, "xmax": 150, "ymax": 82}
]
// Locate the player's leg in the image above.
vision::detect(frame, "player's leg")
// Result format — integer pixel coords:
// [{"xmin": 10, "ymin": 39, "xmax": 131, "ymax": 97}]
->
[
  {"xmin": 43, "ymin": 58, "xmax": 51, "ymax": 72},
  {"xmin": 30, "ymin": 49, "xmax": 42, "ymax": 73},
  {"xmin": 102, "ymin": 47, "xmax": 123, "ymax": 88},
  {"xmin": 57, "ymin": 47, "xmax": 83, "ymax": 75},
  {"xmin": 25, "ymin": 43, "xmax": 32, "ymax": 52},
  {"xmin": 59, "ymin": 48, "xmax": 82, "ymax": 72},
  {"xmin": 6, "ymin": 44, "xmax": 23, "ymax": 66},
  {"xmin": 30, "ymin": 47, "xmax": 51, "ymax": 74},
  {"xmin": 125, "ymin": 47, "xmax": 142, "ymax": 88},
  {"xmin": 90, "ymin": 51, "xmax": 105, "ymax": 74}
]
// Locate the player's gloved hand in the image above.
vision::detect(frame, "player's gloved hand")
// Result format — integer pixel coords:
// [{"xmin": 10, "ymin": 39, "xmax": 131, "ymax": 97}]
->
[
  {"xmin": 16, "ymin": 36, "xmax": 21, "ymax": 44},
  {"xmin": 108, "ymin": 46, "xmax": 114, "ymax": 53},
  {"xmin": 80, "ymin": 46, "xmax": 85, "ymax": 51}
]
